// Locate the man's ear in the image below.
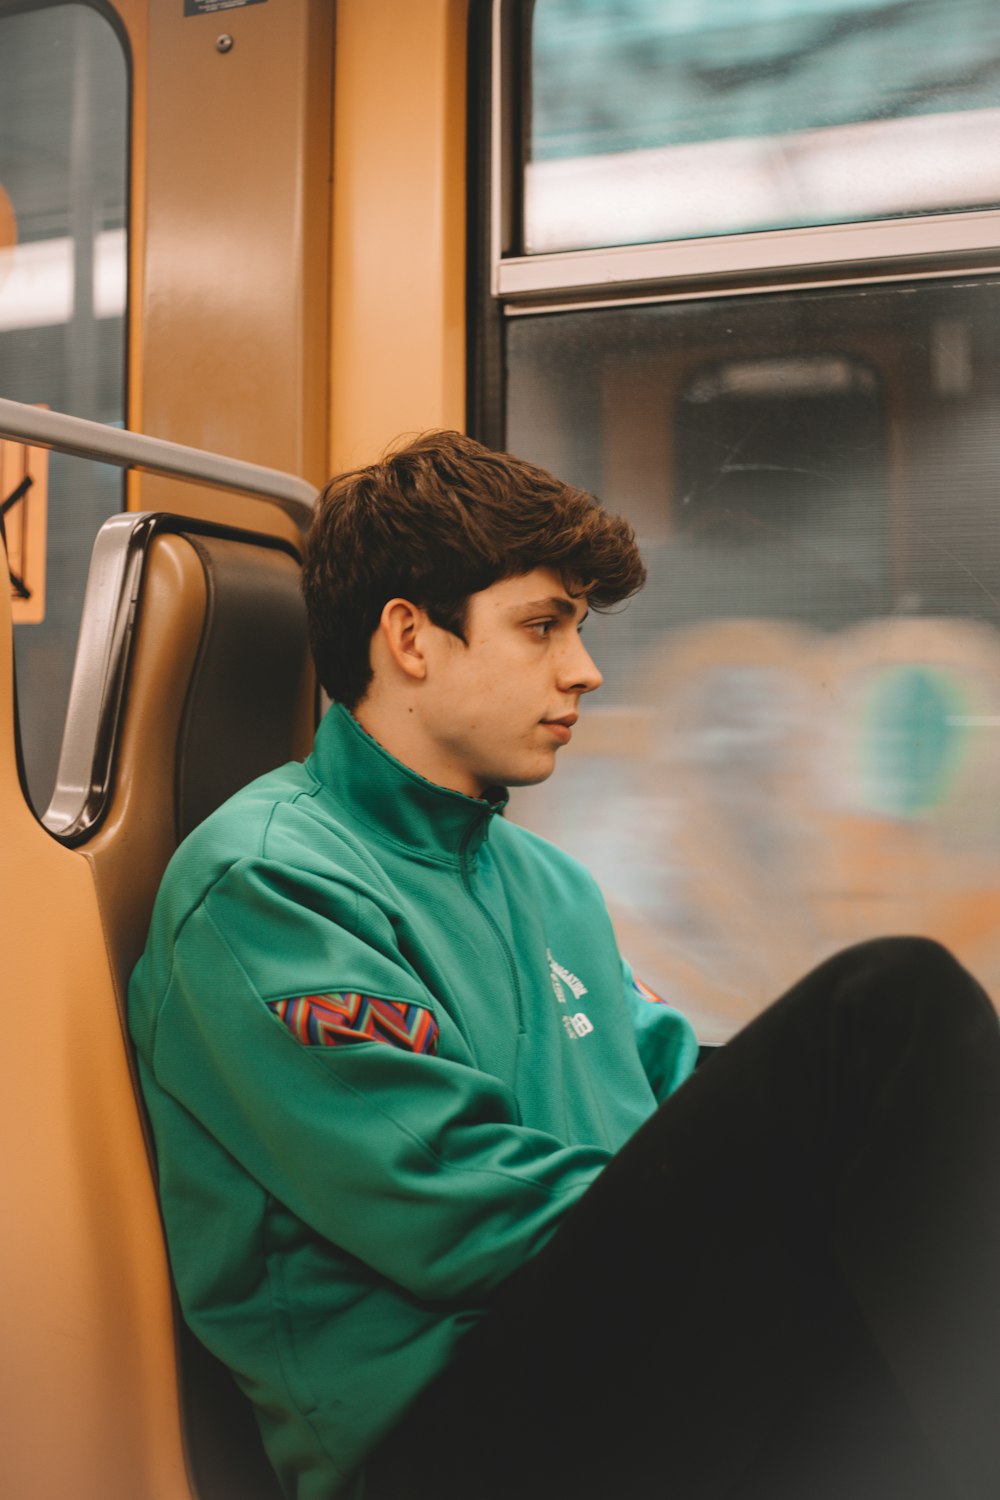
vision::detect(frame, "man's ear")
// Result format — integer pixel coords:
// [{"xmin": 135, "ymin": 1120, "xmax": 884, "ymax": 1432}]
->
[{"xmin": 376, "ymin": 598, "xmax": 428, "ymax": 682}]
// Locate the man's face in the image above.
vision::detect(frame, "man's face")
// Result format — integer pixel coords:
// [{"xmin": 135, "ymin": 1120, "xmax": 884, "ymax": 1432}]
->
[{"xmin": 416, "ymin": 567, "xmax": 603, "ymax": 797}]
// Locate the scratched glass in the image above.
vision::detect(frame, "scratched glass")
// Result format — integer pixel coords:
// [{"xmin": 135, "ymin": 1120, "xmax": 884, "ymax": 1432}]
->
[
  {"xmin": 527, "ymin": 0, "xmax": 1000, "ymax": 252},
  {"xmin": 506, "ymin": 278, "xmax": 1000, "ymax": 1038},
  {"xmin": 0, "ymin": 5, "xmax": 128, "ymax": 812}
]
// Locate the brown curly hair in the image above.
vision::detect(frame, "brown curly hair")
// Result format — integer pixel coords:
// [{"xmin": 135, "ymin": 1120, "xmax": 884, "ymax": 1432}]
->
[{"xmin": 302, "ymin": 430, "xmax": 646, "ymax": 707}]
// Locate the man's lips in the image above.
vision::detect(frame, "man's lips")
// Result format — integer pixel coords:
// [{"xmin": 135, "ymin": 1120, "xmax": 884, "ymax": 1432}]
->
[{"xmin": 541, "ymin": 714, "xmax": 578, "ymax": 744}]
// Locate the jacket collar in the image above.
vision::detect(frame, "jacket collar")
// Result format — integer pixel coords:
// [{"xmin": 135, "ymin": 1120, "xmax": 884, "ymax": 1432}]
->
[{"xmin": 306, "ymin": 703, "xmax": 508, "ymax": 863}]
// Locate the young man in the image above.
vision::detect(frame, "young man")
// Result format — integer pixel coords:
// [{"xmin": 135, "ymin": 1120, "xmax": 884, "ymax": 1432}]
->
[{"xmin": 130, "ymin": 432, "xmax": 1000, "ymax": 1500}]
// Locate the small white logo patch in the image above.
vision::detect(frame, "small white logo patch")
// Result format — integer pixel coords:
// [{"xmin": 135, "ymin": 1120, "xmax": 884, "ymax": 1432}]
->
[{"xmin": 562, "ymin": 1011, "xmax": 594, "ymax": 1040}]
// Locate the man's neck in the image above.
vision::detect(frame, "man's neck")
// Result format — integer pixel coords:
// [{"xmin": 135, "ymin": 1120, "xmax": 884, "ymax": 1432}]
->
[{"xmin": 351, "ymin": 700, "xmax": 484, "ymax": 801}]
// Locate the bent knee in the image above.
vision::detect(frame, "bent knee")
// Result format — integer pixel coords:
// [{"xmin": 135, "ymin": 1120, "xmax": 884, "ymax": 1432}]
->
[
  {"xmin": 836, "ymin": 935, "xmax": 990, "ymax": 1025},
  {"xmin": 849, "ymin": 934, "xmax": 961, "ymax": 977}
]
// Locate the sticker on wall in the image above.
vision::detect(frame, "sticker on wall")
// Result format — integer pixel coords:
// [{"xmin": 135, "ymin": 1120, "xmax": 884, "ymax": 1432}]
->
[
  {"xmin": 184, "ymin": 0, "xmax": 266, "ymax": 15},
  {"xmin": 1, "ymin": 431, "xmax": 48, "ymax": 625}
]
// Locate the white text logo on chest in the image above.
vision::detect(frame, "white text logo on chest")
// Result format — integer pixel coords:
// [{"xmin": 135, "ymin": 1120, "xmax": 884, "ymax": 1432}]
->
[{"xmin": 547, "ymin": 949, "xmax": 593, "ymax": 1038}]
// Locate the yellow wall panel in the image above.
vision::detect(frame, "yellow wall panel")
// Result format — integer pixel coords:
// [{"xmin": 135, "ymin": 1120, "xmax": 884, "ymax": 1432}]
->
[
  {"xmin": 331, "ymin": 0, "xmax": 469, "ymax": 472},
  {"xmin": 138, "ymin": 0, "xmax": 333, "ymax": 515}
]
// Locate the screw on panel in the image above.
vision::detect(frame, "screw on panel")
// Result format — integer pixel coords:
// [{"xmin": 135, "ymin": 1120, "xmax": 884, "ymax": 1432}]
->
[{"xmin": 216, "ymin": 34, "xmax": 234, "ymax": 53}]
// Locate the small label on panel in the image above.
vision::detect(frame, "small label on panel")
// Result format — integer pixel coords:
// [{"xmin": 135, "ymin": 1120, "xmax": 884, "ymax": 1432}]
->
[
  {"xmin": 184, "ymin": 0, "xmax": 267, "ymax": 16},
  {"xmin": 1, "ymin": 431, "xmax": 48, "ymax": 625}
]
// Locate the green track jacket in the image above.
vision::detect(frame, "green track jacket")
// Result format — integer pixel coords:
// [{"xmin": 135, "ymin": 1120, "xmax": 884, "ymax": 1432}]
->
[{"xmin": 128, "ymin": 704, "xmax": 698, "ymax": 1498}]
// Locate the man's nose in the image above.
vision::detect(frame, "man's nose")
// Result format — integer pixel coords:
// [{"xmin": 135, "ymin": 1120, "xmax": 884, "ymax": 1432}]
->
[{"xmin": 561, "ymin": 636, "xmax": 603, "ymax": 693}]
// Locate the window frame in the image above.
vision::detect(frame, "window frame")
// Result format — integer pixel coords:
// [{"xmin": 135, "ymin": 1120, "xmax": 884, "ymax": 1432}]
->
[
  {"xmin": 489, "ymin": 0, "xmax": 1000, "ymax": 314},
  {"xmin": 0, "ymin": 0, "xmax": 133, "ymax": 812},
  {"xmin": 0, "ymin": 0, "xmax": 132, "ymax": 407}
]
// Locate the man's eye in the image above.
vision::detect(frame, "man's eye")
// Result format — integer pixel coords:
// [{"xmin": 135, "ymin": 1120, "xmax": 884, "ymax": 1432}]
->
[{"xmin": 529, "ymin": 619, "xmax": 555, "ymax": 638}]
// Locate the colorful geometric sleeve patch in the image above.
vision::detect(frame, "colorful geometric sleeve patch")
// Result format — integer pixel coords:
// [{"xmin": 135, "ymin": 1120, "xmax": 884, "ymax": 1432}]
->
[
  {"xmin": 632, "ymin": 974, "xmax": 670, "ymax": 1007},
  {"xmin": 266, "ymin": 992, "xmax": 439, "ymax": 1055}
]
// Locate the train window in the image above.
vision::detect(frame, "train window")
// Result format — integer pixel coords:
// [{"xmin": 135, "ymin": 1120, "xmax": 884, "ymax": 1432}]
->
[
  {"xmin": 525, "ymin": 0, "xmax": 1000, "ymax": 254},
  {"xmin": 503, "ymin": 275, "xmax": 1000, "ymax": 1039},
  {"xmin": 0, "ymin": 3, "xmax": 128, "ymax": 813}
]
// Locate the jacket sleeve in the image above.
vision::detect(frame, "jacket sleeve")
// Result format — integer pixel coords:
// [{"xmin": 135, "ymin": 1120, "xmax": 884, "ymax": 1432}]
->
[
  {"xmin": 621, "ymin": 957, "xmax": 699, "ymax": 1104},
  {"xmin": 141, "ymin": 857, "xmax": 609, "ymax": 1305}
]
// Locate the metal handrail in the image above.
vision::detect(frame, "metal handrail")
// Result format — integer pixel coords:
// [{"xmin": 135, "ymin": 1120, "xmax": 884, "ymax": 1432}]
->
[
  {"xmin": 0, "ymin": 396, "xmax": 319, "ymax": 521},
  {"xmin": 41, "ymin": 512, "xmax": 163, "ymax": 839},
  {"xmin": 0, "ymin": 396, "xmax": 318, "ymax": 839}
]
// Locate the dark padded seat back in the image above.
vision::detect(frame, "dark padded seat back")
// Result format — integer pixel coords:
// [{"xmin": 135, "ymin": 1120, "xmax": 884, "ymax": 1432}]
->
[{"xmin": 176, "ymin": 531, "xmax": 316, "ymax": 842}]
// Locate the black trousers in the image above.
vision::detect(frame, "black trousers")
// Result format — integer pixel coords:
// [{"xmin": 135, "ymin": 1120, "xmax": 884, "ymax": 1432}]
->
[{"xmin": 366, "ymin": 938, "xmax": 1000, "ymax": 1500}]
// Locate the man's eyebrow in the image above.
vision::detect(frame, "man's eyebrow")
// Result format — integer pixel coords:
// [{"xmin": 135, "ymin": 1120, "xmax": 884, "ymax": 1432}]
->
[{"xmin": 518, "ymin": 595, "xmax": 587, "ymax": 619}]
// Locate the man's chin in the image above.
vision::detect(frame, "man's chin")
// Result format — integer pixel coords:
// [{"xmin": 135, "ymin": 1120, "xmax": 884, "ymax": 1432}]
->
[{"xmin": 500, "ymin": 759, "xmax": 558, "ymax": 790}]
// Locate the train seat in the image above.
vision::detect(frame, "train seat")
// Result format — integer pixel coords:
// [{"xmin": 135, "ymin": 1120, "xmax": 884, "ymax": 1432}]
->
[{"xmin": 2, "ymin": 512, "xmax": 314, "ymax": 1500}]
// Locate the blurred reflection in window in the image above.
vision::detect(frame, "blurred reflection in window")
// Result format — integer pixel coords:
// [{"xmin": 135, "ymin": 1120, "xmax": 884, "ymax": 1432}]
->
[
  {"xmin": 527, "ymin": 0, "xmax": 1000, "ymax": 251},
  {"xmin": 0, "ymin": 5, "xmax": 127, "ymax": 813},
  {"xmin": 506, "ymin": 279, "xmax": 1000, "ymax": 1036}
]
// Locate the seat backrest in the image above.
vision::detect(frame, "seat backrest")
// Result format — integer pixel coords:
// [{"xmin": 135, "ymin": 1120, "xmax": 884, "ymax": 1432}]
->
[
  {"xmin": 75, "ymin": 517, "xmax": 315, "ymax": 990},
  {"xmin": 1, "ymin": 513, "xmax": 314, "ymax": 1500}
]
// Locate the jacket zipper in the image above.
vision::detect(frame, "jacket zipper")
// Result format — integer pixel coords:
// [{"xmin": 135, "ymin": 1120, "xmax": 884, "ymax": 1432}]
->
[{"xmin": 458, "ymin": 822, "xmax": 525, "ymax": 1034}]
